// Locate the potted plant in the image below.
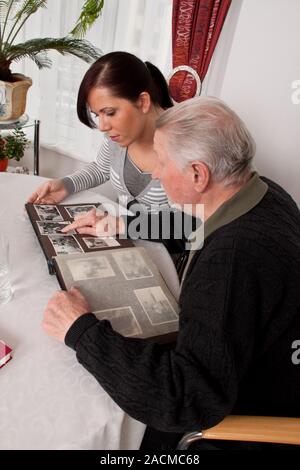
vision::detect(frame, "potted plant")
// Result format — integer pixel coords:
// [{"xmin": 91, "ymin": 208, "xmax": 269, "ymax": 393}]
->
[
  {"xmin": 0, "ymin": 0, "xmax": 104, "ymax": 121},
  {"xmin": 0, "ymin": 127, "xmax": 29, "ymax": 171}
]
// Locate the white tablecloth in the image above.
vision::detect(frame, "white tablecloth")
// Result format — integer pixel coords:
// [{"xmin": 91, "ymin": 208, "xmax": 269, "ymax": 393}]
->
[{"xmin": 0, "ymin": 173, "xmax": 179, "ymax": 450}]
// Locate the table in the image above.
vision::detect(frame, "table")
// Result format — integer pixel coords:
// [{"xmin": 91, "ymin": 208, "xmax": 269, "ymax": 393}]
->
[
  {"xmin": 0, "ymin": 173, "xmax": 179, "ymax": 450},
  {"xmin": 0, "ymin": 115, "xmax": 40, "ymax": 176}
]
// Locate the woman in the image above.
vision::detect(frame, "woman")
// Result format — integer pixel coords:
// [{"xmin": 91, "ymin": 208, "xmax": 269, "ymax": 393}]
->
[{"xmin": 28, "ymin": 51, "xmax": 173, "ymax": 213}]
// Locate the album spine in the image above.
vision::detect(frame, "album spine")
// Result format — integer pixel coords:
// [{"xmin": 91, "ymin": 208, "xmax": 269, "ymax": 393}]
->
[
  {"xmin": 52, "ymin": 258, "xmax": 67, "ymax": 291},
  {"xmin": 25, "ymin": 204, "xmax": 55, "ymax": 275}
]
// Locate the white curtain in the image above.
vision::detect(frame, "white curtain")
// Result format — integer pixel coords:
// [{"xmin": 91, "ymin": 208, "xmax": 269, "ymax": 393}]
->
[{"xmin": 18, "ymin": 0, "xmax": 173, "ymax": 162}]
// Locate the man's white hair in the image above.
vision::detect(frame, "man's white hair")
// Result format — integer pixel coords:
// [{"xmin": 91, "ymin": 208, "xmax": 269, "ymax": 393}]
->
[{"xmin": 156, "ymin": 96, "xmax": 256, "ymax": 186}]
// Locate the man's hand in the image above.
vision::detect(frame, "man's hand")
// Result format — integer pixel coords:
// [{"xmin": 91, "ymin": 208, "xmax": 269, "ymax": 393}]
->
[
  {"xmin": 43, "ymin": 287, "xmax": 92, "ymax": 342},
  {"xmin": 61, "ymin": 207, "xmax": 125, "ymax": 237}
]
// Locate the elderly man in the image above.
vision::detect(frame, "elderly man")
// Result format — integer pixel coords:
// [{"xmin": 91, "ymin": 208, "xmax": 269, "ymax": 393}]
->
[{"xmin": 43, "ymin": 97, "xmax": 300, "ymax": 450}]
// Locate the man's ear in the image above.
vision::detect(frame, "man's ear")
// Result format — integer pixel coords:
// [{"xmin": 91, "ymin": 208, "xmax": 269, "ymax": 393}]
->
[
  {"xmin": 191, "ymin": 162, "xmax": 210, "ymax": 192},
  {"xmin": 138, "ymin": 92, "xmax": 151, "ymax": 113}
]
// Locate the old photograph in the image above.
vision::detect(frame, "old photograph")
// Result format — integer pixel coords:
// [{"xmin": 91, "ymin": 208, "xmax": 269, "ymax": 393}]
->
[
  {"xmin": 37, "ymin": 221, "xmax": 73, "ymax": 236},
  {"xmin": 65, "ymin": 204, "xmax": 98, "ymax": 219},
  {"xmin": 112, "ymin": 249, "xmax": 153, "ymax": 280},
  {"xmin": 94, "ymin": 306, "xmax": 142, "ymax": 337},
  {"xmin": 83, "ymin": 236, "xmax": 120, "ymax": 249},
  {"xmin": 135, "ymin": 286, "xmax": 178, "ymax": 325},
  {"xmin": 49, "ymin": 235, "xmax": 83, "ymax": 255},
  {"xmin": 67, "ymin": 255, "xmax": 115, "ymax": 281},
  {"xmin": 35, "ymin": 205, "xmax": 64, "ymax": 222}
]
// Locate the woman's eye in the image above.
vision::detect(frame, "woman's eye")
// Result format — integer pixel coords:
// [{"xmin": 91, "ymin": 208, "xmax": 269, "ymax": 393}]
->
[{"xmin": 106, "ymin": 112, "xmax": 115, "ymax": 117}]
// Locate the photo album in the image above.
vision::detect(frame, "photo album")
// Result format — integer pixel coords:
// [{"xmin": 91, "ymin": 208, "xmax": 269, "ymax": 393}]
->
[
  {"xmin": 25, "ymin": 203, "xmax": 179, "ymax": 343},
  {"xmin": 25, "ymin": 202, "xmax": 133, "ymax": 274}
]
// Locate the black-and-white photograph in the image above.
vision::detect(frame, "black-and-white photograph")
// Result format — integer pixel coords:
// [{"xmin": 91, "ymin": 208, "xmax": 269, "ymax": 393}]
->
[
  {"xmin": 135, "ymin": 286, "xmax": 178, "ymax": 325},
  {"xmin": 49, "ymin": 235, "xmax": 83, "ymax": 255},
  {"xmin": 94, "ymin": 306, "xmax": 142, "ymax": 337},
  {"xmin": 67, "ymin": 255, "xmax": 115, "ymax": 281},
  {"xmin": 65, "ymin": 204, "xmax": 97, "ymax": 219},
  {"xmin": 83, "ymin": 237, "xmax": 120, "ymax": 249},
  {"xmin": 112, "ymin": 250, "xmax": 153, "ymax": 280},
  {"xmin": 35, "ymin": 205, "xmax": 64, "ymax": 222},
  {"xmin": 37, "ymin": 221, "xmax": 74, "ymax": 236}
]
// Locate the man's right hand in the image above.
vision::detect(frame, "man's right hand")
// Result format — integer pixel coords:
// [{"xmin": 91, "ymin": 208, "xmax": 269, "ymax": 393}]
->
[{"xmin": 27, "ymin": 179, "xmax": 69, "ymax": 204}]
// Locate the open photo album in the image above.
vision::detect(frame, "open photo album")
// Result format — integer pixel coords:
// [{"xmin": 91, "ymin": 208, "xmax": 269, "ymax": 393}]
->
[
  {"xmin": 54, "ymin": 246, "xmax": 179, "ymax": 342},
  {"xmin": 25, "ymin": 203, "xmax": 179, "ymax": 343}
]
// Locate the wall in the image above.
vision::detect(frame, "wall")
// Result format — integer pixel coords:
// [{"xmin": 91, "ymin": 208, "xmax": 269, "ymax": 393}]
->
[{"xmin": 219, "ymin": 0, "xmax": 300, "ymax": 205}]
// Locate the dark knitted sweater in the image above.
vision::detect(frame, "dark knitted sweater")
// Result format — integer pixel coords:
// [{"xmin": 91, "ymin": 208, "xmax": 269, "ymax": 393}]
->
[{"xmin": 65, "ymin": 178, "xmax": 300, "ymax": 442}]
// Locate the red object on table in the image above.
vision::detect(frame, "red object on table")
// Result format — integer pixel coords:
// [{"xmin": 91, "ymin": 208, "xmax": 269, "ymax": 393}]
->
[{"xmin": 0, "ymin": 340, "xmax": 12, "ymax": 368}]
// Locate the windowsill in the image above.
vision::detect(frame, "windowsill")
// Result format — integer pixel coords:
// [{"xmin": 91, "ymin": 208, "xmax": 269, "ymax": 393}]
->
[{"xmin": 7, "ymin": 165, "xmax": 34, "ymax": 175}]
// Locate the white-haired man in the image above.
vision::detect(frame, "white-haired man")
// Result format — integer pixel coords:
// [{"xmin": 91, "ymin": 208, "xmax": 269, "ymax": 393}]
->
[{"xmin": 43, "ymin": 97, "xmax": 300, "ymax": 450}]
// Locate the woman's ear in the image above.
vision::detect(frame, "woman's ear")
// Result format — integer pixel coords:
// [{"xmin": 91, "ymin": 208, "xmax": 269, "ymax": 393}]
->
[
  {"xmin": 138, "ymin": 92, "xmax": 151, "ymax": 113},
  {"xmin": 191, "ymin": 162, "xmax": 210, "ymax": 192}
]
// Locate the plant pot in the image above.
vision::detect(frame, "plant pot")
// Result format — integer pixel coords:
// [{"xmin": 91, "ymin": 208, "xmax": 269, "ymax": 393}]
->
[
  {"xmin": 0, "ymin": 74, "xmax": 32, "ymax": 122},
  {"xmin": 0, "ymin": 158, "xmax": 8, "ymax": 172}
]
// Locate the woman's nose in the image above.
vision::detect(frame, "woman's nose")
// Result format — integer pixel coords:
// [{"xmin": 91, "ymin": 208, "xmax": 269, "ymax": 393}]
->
[{"xmin": 98, "ymin": 116, "xmax": 111, "ymax": 132}]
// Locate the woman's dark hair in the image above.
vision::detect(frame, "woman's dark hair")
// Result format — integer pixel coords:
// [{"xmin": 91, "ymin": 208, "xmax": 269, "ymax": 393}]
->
[{"xmin": 77, "ymin": 51, "xmax": 173, "ymax": 128}]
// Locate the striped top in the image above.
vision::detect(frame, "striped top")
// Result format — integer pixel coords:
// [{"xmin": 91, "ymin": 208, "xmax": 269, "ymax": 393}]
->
[{"xmin": 63, "ymin": 136, "xmax": 169, "ymax": 213}]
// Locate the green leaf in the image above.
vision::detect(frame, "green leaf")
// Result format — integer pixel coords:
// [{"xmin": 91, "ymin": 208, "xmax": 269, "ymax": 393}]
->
[
  {"xmin": 0, "ymin": 1, "xmax": 104, "ymax": 78},
  {"xmin": 4, "ymin": 36, "xmax": 101, "ymax": 67},
  {"xmin": 0, "ymin": 127, "xmax": 29, "ymax": 161},
  {"xmin": 2, "ymin": 1, "xmax": 48, "ymax": 53},
  {"xmin": 14, "ymin": 0, "xmax": 47, "ymax": 20},
  {"xmin": 70, "ymin": 0, "xmax": 104, "ymax": 38}
]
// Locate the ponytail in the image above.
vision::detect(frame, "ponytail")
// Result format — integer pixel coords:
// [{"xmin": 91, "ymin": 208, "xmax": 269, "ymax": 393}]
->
[{"xmin": 145, "ymin": 61, "xmax": 173, "ymax": 109}]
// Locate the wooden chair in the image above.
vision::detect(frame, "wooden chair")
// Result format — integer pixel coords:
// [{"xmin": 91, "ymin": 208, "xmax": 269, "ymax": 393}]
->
[{"xmin": 177, "ymin": 415, "xmax": 300, "ymax": 450}]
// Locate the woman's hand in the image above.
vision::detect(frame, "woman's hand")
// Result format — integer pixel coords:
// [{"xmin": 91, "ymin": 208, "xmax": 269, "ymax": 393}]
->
[
  {"xmin": 61, "ymin": 208, "xmax": 125, "ymax": 237},
  {"xmin": 27, "ymin": 179, "xmax": 69, "ymax": 204}
]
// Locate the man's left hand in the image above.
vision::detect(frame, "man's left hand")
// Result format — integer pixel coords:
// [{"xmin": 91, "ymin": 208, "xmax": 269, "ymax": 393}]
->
[{"xmin": 43, "ymin": 287, "xmax": 92, "ymax": 342}]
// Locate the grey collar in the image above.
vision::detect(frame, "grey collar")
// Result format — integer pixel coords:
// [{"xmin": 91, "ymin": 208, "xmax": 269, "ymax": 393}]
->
[{"xmin": 204, "ymin": 172, "xmax": 268, "ymax": 240}]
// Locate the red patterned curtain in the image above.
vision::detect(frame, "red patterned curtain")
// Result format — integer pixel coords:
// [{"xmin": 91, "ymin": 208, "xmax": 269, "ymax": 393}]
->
[{"xmin": 169, "ymin": 0, "xmax": 232, "ymax": 102}]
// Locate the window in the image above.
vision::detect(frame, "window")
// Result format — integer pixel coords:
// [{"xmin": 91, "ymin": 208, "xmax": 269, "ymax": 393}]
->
[{"xmin": 19, "ymin": 0, "xmax": 173, "ymax": 162}]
